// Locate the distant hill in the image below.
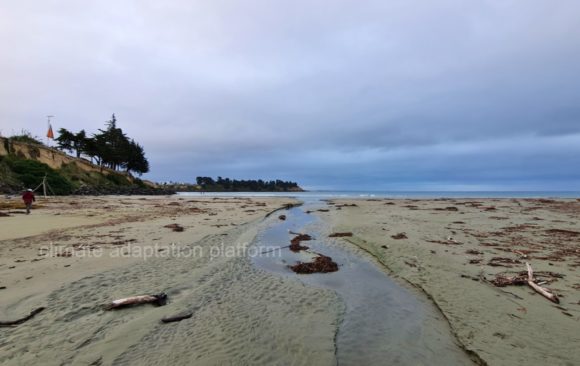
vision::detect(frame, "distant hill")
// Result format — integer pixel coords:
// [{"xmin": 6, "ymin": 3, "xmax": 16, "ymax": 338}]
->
[{"xmin": 0, "ymin": 136, "xmax": 171, "ymax": 195}]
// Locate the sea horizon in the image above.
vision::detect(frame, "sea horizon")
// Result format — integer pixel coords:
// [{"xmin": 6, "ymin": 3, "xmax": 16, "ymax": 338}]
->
[{"xmin": 177, "ymin": 190, "xmax": 580, "ymax": 199}]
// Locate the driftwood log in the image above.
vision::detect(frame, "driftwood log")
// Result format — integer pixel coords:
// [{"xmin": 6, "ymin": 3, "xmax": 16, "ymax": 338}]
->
[
  {"xmin": 105, "ymin": 293, "xmax": 168, "ymax": 310},
  {"xmin": 161, "ymin": 312, "xmax": 193, "ymax": 323},
  {"xmin": 328, "ymin": 232, "xmax": 353, "ymax": 238},
  {"xmin": 526, "ymin": 262, "xmax": 559, "ymax": 304},
  {"xmin": 0, "ymin": 307, "xmax": 45, "ymax": 327}
]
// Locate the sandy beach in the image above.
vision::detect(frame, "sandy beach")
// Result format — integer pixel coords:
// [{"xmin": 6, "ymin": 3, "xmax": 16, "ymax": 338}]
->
[
  {"xmin": 1, "ymin": 195, "xmax": 578, "ymax": 365},
  {"xmin": 1, "ymin": 195, "xmax": 343, "ymax": 365},
  {"xmin": 318, "ymin": 198, "xmax": 580, "ymax": 365}
]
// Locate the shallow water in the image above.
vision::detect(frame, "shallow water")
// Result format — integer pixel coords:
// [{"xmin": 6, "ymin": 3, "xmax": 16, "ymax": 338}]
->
[{"xmin": 251, "ymin": 199, "xmax": 473, "ymax": 365}]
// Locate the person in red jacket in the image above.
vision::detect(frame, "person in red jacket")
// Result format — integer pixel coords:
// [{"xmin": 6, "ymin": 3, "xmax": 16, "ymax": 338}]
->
[{"xmin": 22, "ymin": 189, "xmax": 36, "ymax": 214}]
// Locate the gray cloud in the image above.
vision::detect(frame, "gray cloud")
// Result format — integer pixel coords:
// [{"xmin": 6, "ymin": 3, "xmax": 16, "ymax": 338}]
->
[{"xmin": 1, "ymin": 1, "xmax": 579, "ymax": 190}]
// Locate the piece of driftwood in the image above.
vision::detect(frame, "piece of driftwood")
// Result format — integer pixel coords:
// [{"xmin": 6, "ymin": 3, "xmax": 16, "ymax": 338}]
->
[
  {"xmin": 328, "ymin": 232, "xmax": 353, "ymax": 238},
  {"xmin": 161, "ymin": 312, "xmax": 193, "ymax": 323},
  {"xmin": 526, "ymin": 262, "xmax": 559, "ymax": 304},
  {"xmin": 105, "ymin": 293, "xmax": 168, "ymax": 310},
  {"xmin": 0, "ymin": 307, "xmax": 45, "ymax": 327},
  {"xmin": 391, "ymin": 233, "xmax": 407, "ymax": 240}
]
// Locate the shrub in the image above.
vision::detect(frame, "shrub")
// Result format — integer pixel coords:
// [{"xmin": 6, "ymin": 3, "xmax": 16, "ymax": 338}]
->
[
  {"xmin": 105, "ymin": 172, "xmax": 131, "ymax": 186},
  {"xmin": 9, "ymin": 131, "xmax": 44, "ymax": 145},
  {"xmin": 4, "ymin": 156, "xmax": 74, "ymax": 195}
]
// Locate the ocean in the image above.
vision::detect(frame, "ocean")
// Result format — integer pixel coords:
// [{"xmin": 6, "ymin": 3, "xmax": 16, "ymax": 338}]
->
[{"xmin": 177, "ymin": 190, "xmax": 580, "ymax": 199}]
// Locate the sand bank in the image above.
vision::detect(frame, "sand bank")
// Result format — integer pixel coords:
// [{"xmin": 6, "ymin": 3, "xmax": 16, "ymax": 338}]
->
[{"xmin": 317, "ymin": 198, "xmax": 580, "ymax": 365}]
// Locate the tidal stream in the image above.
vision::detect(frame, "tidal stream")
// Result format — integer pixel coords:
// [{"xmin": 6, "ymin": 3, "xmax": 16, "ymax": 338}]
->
[{"xmin": 251, "ymin": 198, "xmax": 473, "ymax": 365}]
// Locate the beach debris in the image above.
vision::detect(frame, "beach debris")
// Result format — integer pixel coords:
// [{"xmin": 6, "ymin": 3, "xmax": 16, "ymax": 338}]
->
[
  {"xmin": 490, "ymin": 269, "xmax": 563, "ymax": 287},
  {"xmin": 0, "ymin": 212, "xmax": 10, "ymax": 217},
  {"xmin": 426, "ymin": 239, "xmax": 462, "ymax": 245},
  {"xmin": 490, "ymin": 275, "xmax": 528, "ymax": 287},
  {"xmin": 489, "ymin": 264, "xmax": 562, "ymax": 304},
  {"xmin": 544, "ymin": 229, "xmax": 580, "ymax": 237},
  {"xmin": 328, "ymin": 232, "xmax": 353, "ymax": 238},
  {"xmin": 526, "ymin": 262, "xmax": 560, "ymax": 304},
  {"xmin": 290, "ymin": 234, "xmax": 312, "ymax": 252},
  {"xmin": 278, "ymin": 214, "xmax": 286, "ymax": 221},
  {"xmin": 161, "ymin": 311, "xmax": 193, "ymax": 323},
  {"xmin": 391, "ymin": 233, "xmax": 408, "ymax": 240},
  {"xmin": 460, "ymin": 274, "xmax": 480, "ymax": 281},
  {"xmin": 0, "ymin": 307, "xmax": 45, "ymax": 327},
  {"xmin": 317, "ymin": 209, "xmax": 330, "ymax": 212},
  {"xmin": 488, "ymin": 257, "xmax": 522, "ymax": 267},
  {"xmin": 164, "ymin": 223, "xmax": 184, "ymax": 232},
  {"xmin": 289, "ymin": 254, "xmax": 339, "ymax": 274},
  {"xmin": 433, "ymin": 206, "xmax": 459, "ymax": 211},
  {"xmin": 466, "ymin": 249, "xmax": 483, "ymax": 255},
  {"xmin": 104, "ymin": 293, "xmax": 168, "ymax": 310},
  {"xmin": 264, "ymin": 203, "xmax": 302, "ymax": 218}
]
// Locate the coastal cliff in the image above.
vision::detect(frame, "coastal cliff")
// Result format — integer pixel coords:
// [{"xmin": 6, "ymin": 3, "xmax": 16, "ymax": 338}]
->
[{"xmin": 0, "ymin": 137, "xmax": 167, "ymax": 195}]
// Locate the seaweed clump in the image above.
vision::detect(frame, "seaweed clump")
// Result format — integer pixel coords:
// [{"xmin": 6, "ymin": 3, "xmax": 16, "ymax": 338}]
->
[
  {"xmin": 164, "ymin": 223, "xmax": 184, "ymax": 232},
  {"xmin": 289, "ymin": 254, "xmax": 339, "ymax": 274},
  {"xmin": 289, "ymin": 234, "xmax": 311, "ymax": 252}
]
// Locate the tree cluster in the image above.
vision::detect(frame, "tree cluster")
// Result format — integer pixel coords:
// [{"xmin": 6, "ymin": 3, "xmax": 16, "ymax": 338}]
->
[
  {"xmin": 195, "ymin": 176, "xmax": 300, "ymax": 191},
  {"xmin": 55, "ymin": 115, "xmax": 149, "ymax": 175}
]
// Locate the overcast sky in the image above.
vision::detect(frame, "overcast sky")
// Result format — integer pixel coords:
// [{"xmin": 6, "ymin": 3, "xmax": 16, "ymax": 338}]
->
[{"xmin": 1, "ymin": 1, "xmax": 579, "ymax": 190}]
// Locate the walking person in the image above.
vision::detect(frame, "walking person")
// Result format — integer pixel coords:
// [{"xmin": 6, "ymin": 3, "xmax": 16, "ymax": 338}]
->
[{"xmin": 22, "ymin": 189, "xmax": 36, "ymax": 214}]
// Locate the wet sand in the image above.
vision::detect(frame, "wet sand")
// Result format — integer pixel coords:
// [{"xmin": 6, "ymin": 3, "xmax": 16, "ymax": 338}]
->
[{"xmin": 318, "ymin": 198, "xmax": 580, "ymax": 366}]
